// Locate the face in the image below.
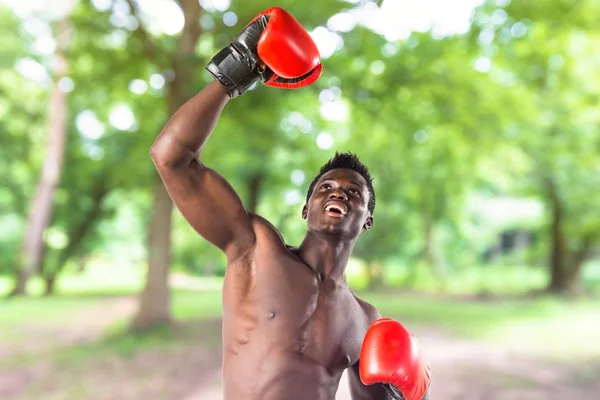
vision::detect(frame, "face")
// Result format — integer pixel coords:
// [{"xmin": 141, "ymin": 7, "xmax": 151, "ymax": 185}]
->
[{"xmin": 303, "ymin": 168, "xmax": 373, "ymax": 239}]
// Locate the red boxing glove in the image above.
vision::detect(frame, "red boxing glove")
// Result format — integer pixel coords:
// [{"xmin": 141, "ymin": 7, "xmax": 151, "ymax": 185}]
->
[
  {"xmin": 359, "ymin": 318, "xmax": 431, "ymax": 400},
  {"xmin": 206, "ymin": 7, "xmax": 322, "ymax": 97},
  {"xmin": 255, "ymin": 7, "xmax": 322, "ymax": 89}
]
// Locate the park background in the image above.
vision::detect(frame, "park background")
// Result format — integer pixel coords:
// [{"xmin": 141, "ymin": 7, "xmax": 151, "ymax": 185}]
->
[{"xmin": 1, "ymin": 0, "xmax": 599, "ymax": 398}]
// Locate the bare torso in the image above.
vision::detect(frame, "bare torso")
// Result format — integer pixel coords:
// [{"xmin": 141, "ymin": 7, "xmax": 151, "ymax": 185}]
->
[
  {"xmin": 221, "ymin": 215, "xmax": 373, "ymax": 400},
  {"xmin": 149, "ymin": 81, "xmax": 385, "ymax": 399}
]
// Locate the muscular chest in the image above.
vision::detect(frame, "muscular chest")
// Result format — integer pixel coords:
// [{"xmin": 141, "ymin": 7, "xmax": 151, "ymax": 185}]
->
[{"xmin": 250, "ymin": 256, "xmax": 365, "ymax": 370}]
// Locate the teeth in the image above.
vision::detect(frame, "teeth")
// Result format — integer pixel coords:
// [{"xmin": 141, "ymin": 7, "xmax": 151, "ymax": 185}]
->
[{"xmin": 325, "ymin": 204, "xmax": 346, "ymax": 215}]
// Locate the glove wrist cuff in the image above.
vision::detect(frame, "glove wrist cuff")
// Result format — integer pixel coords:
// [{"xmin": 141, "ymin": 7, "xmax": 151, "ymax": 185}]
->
[
  {"xmin": 206, "ymin": 45, "xmax": 259, "ymax": 98},
  {"xmin": 385, "ymin": 384, "xmax": 405, "ymax": 400},
  {"xmin": 385, "ymin": 383, "xmax": 431, "ymax": 400}
]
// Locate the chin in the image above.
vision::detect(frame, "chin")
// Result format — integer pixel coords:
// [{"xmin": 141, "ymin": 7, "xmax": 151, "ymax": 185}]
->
[
  {"xmin": 321, "ymin": 224, "xmax": 344, "ymax": 235},
  {"xmin": 308, "ymin": 221, "xmax": 341, "ymax": 235},
  {"xmin": 317, "ymin": 223, "xmax": 359, "ymax": 239}
]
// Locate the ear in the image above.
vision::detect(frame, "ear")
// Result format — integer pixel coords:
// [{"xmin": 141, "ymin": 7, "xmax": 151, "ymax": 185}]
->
[
  {"xmin": 362, "ymin": 215, "xmax": 373, "ymax": 231},
  {"xmin": 302, "ymin": 204, "xmax": 308, "ymax": 220}
]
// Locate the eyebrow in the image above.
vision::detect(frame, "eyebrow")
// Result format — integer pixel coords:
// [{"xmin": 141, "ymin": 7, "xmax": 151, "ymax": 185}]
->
[{"xmin": 321, "ymin": 178, "xmax": 364, "ymax": 188}]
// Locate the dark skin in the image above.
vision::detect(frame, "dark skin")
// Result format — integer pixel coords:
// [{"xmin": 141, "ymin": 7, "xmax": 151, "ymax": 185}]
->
[{"xmin": 150, "ymin": 80, "xmax": 390, "ymax": 400}]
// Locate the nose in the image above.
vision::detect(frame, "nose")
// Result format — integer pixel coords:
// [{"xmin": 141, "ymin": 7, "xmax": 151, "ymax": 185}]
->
[{"xmin": 328, "ymin": 189, "xmax": 348, "ymax": 202}]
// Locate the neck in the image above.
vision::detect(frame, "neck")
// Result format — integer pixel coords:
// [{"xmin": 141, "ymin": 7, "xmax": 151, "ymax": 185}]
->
[{"xmin": 297, "ymin": 231, "xmax": 356, "ymax": 282}]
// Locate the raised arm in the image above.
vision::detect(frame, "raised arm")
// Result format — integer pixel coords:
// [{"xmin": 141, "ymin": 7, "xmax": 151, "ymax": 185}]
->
[
  {"xmin": 150, "ymin": 7, "xmax": 322, "ymax": 261},
  {"xmin": 150, "ymin": 80, "xmax": 255, "ymax": 261}
]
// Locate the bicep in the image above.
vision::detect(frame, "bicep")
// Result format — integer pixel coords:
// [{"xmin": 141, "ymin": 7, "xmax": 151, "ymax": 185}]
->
[
  {"xmin": 155, "ymin": 159, "xmax": 255, "ymax": 260},
  {"xmin": 349, "ymin": 300, "xmax": 388, "ymax": 400},
  {"xmin": 348, "ymin": 362, "xmax": 390, "ymax": 400}
]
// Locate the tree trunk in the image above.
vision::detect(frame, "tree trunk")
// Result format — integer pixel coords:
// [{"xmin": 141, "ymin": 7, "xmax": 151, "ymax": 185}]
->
[
  {"xmin": 9, "ymin": 9, "xmax": 73, "ymax": 297},
  {"xmin": 422, "ymin": 209, "xmax": 446, "ymax": 281},
  {"xmin": 42, "ymin": 182, "xmax": 109, "ymax": 295},
  {"xmin": 423, "ymin": 217, "xmax": 438, "ymax": 273},
  {"xmin": 77, "ymin": 255, "xmax": 90, "ymax": 273},
  {"xmin": 365, "ymin": 262, "xmax": 384, "ymax": 289},
  {"xmin": 544, "ymin": 177, "xmax": 572, "ymax": 294},
  {"xmin": 203, "ymin": 259, "xmax": 216, "ymax": 276},
  {"xmin": 247, "ymin": 173, "xmax": 264, "ymax": 213},
  {"xmin": 562, "ymin": 237, "xmax": 593, "ymax": 295},
  {"xmin": 132, "ymin": 180, "xmax": 174, "ymax": 330},
  {"xmin": 544, "ymin": 176, "xmax": 595, "ymax": 295},
  {"xmin": 43, "ymin": 273, "xmax": 57, "ymax": 296},
  {"xmin": 514, "ymin": 230, "xmax": 530, "ymax": 265},
  {"xmin": 132, "ymin": 0, "xmax": 202, "ymax": 330}
]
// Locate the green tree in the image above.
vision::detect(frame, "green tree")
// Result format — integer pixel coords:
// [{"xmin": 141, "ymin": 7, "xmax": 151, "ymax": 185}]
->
[
  {"xmin": 9, "ymin": 3, "xmax": 74, "ymax": 296},
  {"xmin": 320, "ymin": 25, "xmax": 529, "ymax": 286},
  {"xmin": 475, "ymin": 0, "xmax": 600, "ymax": 293},
  {"xmin": 102, "ymin": 0, "xmax": 353, "ymax": 329},
  {"xmin": 0, "ymin": 7, "xmax": 44, "ymax": 277}
]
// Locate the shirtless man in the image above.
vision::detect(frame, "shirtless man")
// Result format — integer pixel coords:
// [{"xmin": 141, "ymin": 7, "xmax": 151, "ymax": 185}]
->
[{"xmin": 150, "ymin": 7, "xmax": 430, "ymax": 400}]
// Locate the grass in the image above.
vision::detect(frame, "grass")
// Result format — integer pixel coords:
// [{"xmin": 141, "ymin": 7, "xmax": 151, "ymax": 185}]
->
[
  {"xmin": 362, "ymin": 292, "xmax": 572, "ymax": 333},
  {"xmin": 360, "ymin": 291, "xmax": 600, "ymax": 359},
  {"xmin": 0, "ymin": 295, "xmax": 103, "ymax": 328},
  {"xmin": 490, "ymin": 309, "xmax": 600, "ymax": 360},
  {"xmin": 57, "ymin": 322, "xmax": 193, "ymax": 363},
  {"xmin": 1, "ymin": 288, "xmax": 224, "ymax": 370},
  {"xmin": 379, "ymin": 261, "xmax": 600, "ymax": 296},
  {"xmin": 3, "ymin": 286, "xmax": 598, "ymax": 370},
  {"xmin": 2, "ymin": 260, "xmax": 600, "ymax": 367},
  {"xmin": 0, "ymin": 259, "xmax": 146, "ymax": 297},
  {"xmin": 172, "ymin": 289, "xmax": 222, "ymax": 319},
  {"xmin": 2, "ymin": 263, "xmax": 599, "ymax": 400}
]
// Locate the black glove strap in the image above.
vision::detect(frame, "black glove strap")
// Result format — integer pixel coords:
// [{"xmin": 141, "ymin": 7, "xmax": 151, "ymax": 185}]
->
[
  {"xmin": 271, "ymin": 68, "xmax": 316, "ymax": 84},
  {"xmin": 422, "ymin": 384, "xmax": 431, "ymax": 400},
  {"xmin": 206, "ymin": 45, "xmax": 260, "ymax": 98},
  {"xmin": 385, "ymin": 383, "xmax": 431, "ymax": 400},
  {"xmin": 384, "ymin": 384, "xmax": 405, "ymax": 400},
  {"xmin": 205, "ymin": 15, "xmax": 273, "ymax": 98}
]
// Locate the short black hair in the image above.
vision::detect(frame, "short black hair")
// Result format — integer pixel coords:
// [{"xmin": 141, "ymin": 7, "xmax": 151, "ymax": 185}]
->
[{"xmin": 305, "ymin": 152, "xmax": 375, "ymax": 214}]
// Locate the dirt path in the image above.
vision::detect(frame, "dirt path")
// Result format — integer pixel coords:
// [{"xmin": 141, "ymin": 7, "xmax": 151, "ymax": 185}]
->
[
  {"xmin": 184, "ymin": 329, "xmax": 600, "ymax": 400},
  {"xmin": 2, "ymin": 297, "xmax": 599, "ymax": 400},
  {"xmin": 1, "ymin": 296, "xmax": 137, "ymax": 361},
  {"xmin": 0, "ymin": 296, "xmax": 138, "ymax": 400}
]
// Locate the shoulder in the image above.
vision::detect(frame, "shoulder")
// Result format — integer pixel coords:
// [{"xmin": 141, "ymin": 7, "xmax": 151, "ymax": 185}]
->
[
  {"xmin": 227, "ymin": 212, "xmax": 288, "ymax": 265},
  {"xmin": 352, "ymin": 292, "xmax": 382, "ymax": 324},
  {"xmin": 248, "ymin": 212, "xmax": 288, "ymax": 248}
]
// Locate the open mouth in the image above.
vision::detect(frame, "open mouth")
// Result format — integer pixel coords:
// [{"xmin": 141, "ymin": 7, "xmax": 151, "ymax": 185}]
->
[{"xmin": 324, "ymin": 201, "xmax": 347, "ymax": 216}]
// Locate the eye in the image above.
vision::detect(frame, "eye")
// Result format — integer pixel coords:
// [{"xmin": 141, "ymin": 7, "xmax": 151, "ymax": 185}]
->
[
  {"xmin": 320, "ymin": 183, "xmax": 331, "ymax": 190},
  {"xmin": 350, "ymin": 188, "xmax": 361, "ymax": 197}
]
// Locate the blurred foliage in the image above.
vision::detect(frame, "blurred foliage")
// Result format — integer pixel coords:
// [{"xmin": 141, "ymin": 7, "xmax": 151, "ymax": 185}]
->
[{"xmin": 1, "ymin": 0, "xmax": 599, "ymax": 294}]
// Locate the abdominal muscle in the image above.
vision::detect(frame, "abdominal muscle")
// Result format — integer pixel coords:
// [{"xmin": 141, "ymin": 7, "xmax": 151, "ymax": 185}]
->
[{"xmin": 222, "ymin": 345, "xmax": 342, "ymax": 400}]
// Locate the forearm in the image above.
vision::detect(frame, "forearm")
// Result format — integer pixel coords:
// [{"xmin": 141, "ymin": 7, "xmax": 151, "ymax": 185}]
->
[
  {"xmin": 150, "ymin": 80, "xmax": 229, "ymax": 169},
  {"xmin": 350, "ymin": 383, "xmax": 390, "ymax": 400},
  {"xmin": 350, "ymin": 388, "xmax": 390, "ymax": 400},
  {"xmin": 349, "ymin": 364, "xmax": 390, "ymax": 400}
]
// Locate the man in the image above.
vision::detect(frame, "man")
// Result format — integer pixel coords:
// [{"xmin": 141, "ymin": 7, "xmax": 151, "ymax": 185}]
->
[{"xmin": 150, "ymin": 7, "xmax": 430, "ymax": 400}]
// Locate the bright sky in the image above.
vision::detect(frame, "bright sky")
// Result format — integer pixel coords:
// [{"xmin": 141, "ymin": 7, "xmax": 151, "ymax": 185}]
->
[
  {"xmin": 7, "ymin": 0, "xmax": 484, "ymax": 149},
  {"xmin": 8, "ymin": 0, "xmax": 484, "ymax": 56}
]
